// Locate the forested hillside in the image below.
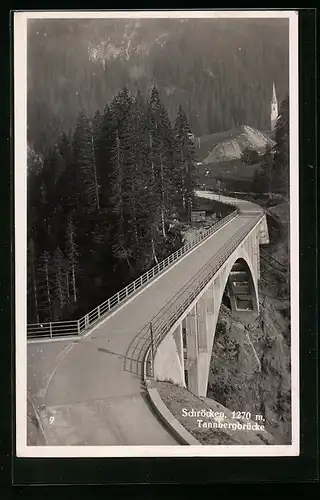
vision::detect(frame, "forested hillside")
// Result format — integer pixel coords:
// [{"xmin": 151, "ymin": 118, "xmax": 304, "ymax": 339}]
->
[
  {"xmin": 27, "ymin": 87, "xmax": 197, "ymax": 324},
  {"xmin": 27, "ymin": 17, "xmax": 289, "ymax": 154}
]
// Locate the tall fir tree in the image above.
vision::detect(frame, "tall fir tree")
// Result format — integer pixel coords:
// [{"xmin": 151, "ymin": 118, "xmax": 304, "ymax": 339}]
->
[
  {"xmin": 173, "ymin": 105, "xmax": 197, "ymax": 215},
  {"xmin": 262, "ymin": 143, "xmax": 274, "ymax": 196},
  {"xmin": 37, "ymin": 250, "xmax": 52, "ymax": 321},
  {"xmin": 251, "ymin": 144, "xmax": 274, "ymax": 195},
  {"xmin": 130, "ymin": 90, "xmax": 158, "ymax": 270},
  {"xmin": 72, "ymin": 112, "xmax": 100, "ymax": 212},
  {"xmin": 27, "ymin": 86, "xmax": 187, "ymax": 324},
  {"xmin": 271, "ymin": 95, "xmax": 289, "ymax": 199},
  {"xmin": 55, "ymin": 131, "xmax": 80, "ymax": 217},
  {"xmin": 109, "ymin": 89, "xmax": 138, "ymax": 277},
  {"xmin": 52, "ymin": 247, "xmax": 69, "ymax": 319},
  {"xmin": 95, "ymin": 104, "xmax": 116, "ymax": 212},
  {"xmin": 65, "ymin": 215, "xmax": 79, "ymax": 304},
  {"xmin": 148, "ymin": 85, "xmax": 175, "ymax": 238}
]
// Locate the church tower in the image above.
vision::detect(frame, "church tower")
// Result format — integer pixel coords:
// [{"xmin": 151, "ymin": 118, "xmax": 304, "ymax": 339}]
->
[{"xmin": 271, "ymin": 82, "xmax": 278, "ymax": 132}]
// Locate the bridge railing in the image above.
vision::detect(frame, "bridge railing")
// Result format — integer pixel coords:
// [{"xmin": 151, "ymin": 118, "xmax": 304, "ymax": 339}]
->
[
  {"xmin": 27, "ymin": 208, "xmax": 239, "ymax": 339},
  {"xmin": 143, "ymin": 215, "xmax": 262, "ymax": 378}
]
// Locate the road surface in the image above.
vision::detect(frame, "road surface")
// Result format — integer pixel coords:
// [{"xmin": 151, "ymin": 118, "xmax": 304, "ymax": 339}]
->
[{"xmin": 27, "ymin": 192, "xmax": 262, "ymax": 446}]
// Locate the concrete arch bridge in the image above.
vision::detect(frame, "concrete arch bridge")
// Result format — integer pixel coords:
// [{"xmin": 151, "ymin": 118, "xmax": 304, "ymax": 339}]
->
[{"xmin": 27, "ymin": 192, "xmax": 269, "ymax": 446}]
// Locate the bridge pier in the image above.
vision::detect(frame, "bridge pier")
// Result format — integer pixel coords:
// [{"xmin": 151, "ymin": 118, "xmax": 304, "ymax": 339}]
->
[
  {"xmin": 153, "ymin": 213, "xmax": 268, "ymax": 399},
  {"xmin": 185, "ymin": 289, "xmax": 219, "ymax": 397},
  {"xmin": 197, "ymin": 295, "xmax": 208, "ymax": 352},
  {"xmin": 185, "ymin": 306, "xmax": 200, "ymax": 395},
  {"xmin": 153, "ymin": 323, "xmax": 186, "ymax": 387}
]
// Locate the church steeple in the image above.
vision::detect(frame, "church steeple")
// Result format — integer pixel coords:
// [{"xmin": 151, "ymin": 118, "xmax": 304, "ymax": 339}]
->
[{"xmin": 271, "ymin": 82, "xmax": 278, "ymax": 132}]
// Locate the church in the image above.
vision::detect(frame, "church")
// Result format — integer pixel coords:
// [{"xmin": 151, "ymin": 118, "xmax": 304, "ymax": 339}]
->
[
  {"xmin": 195, "ymin": 84, "xmax": 279, "ymax": 165},
  {"xmin": 271, "ymin": 82, "xmax": 279, "ymax": 133}
]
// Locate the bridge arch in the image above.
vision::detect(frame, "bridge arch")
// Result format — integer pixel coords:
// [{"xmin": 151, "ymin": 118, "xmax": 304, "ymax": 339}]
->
[
  {"xmin": 154, "ymin": 240, "xmax": 260, "ymax": 397},
  {"xmin": 216, "ymin": 248, "xmax": 259, "ymax": 317}
]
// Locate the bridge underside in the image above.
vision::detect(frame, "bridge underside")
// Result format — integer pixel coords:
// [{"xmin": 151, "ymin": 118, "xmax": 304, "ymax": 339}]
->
[{"xmin": 154, "ymin": 249, "xmax": 260, "ymax": 397}]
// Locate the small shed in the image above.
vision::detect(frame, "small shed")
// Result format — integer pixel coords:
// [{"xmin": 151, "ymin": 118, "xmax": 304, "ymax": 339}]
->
[{"xmin": 191, "ymin": 210, "xmax": 206, "ymax": 223}]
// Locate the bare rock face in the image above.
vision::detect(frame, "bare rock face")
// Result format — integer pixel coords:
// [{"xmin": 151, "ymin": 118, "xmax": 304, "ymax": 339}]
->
[
  {"xmin": 207, "ymin": 296, "xmax": 291, "ymax": 444},
  {"xmin": 201, "ymin": 125, "xmax": 275, "ymax": 163}
]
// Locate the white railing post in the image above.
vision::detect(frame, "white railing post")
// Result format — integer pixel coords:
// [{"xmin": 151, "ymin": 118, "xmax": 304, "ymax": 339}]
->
[{"xmin": 27, "ymin": 208, "xmax": 241, "ymax": 340}]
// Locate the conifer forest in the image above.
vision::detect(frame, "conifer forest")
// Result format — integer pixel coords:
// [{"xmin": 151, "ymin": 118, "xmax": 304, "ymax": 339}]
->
[
  {"xmin": 25, "ymin": 15, "xmax": 293, "ymax": 451},
  {"xmin": 27, "ymin": 17, "xmax": 290, "ymax": 325},
  {"xmin": 27, "ymin": 18, "xmax": 289, "ymax": 154},
  {"xmin": 27, "ymin": 87, "xmax": 197, "ymax": 323}
]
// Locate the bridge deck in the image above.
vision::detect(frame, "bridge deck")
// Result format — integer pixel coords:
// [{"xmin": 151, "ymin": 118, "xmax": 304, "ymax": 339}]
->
[{"xmin": 27, "ymin": 195, "xmax": 263, "ymax": 446}]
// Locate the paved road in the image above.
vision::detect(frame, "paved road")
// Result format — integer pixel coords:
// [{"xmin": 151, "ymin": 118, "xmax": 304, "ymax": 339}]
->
[
  {"xmin": 27, "ymin": 191, "xmax": 262, "ymax": 446},
  {"xmin": 195, "ymin": 190, "xmax": 264, "ymax": 215}
]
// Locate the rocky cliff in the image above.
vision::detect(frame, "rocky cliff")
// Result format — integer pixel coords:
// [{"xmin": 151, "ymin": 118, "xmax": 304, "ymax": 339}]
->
[
  {"xmin": 207, "ymin": 202, "xmax": 291, "ymax": 444},
  {"xmin": 196, "ymin": 125, "xmax": 275, "ymax": 164}
]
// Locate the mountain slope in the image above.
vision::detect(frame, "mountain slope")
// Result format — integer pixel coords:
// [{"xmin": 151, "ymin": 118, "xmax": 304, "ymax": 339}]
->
[
  {"xmin": 196, "ymin": 125, "xmax": 275, "ymax": 163},
  {"xmin": 27, "ymin": 17, "xmax": 289, "ymax": 153}
]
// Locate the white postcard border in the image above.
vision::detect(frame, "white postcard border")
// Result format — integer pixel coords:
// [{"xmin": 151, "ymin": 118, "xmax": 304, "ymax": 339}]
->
[{"xmin": 15, "ymin": 9, "xmax": 299, "ymax": 458}]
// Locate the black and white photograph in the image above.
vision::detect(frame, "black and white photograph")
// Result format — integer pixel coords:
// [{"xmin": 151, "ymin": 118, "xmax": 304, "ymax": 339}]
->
[{"xmin": 15, "ymin": 10, "xmax": 299, "ymax": 457}]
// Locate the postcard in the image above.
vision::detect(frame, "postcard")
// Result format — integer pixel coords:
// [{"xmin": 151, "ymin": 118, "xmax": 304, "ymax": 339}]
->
[{"xmin": 15, "ymin": 9, "xmax": 299, "ymax": 458}]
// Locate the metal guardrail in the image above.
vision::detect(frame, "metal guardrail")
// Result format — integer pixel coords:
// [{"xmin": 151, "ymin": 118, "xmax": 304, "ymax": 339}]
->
[
  {"xmin": 27, "ymin": 208, "xmax": 239, "ymax": 339},
  {"xmin": 143, "ymin": 215, "xmax": 263, "ymax": 378}
]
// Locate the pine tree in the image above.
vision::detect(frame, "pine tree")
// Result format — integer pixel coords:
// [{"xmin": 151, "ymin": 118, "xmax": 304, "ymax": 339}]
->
[
  {"xmin": 95, "ymin": 105, "xmax": 116, "ymax": 211},
  {"xmin": 55, "ymin": 132, "xmax": 80, "ymax": 219},
  {"xmin": 65, "ymin": 216, "xmax": 78, "ymax": 303},
  {"xmin": 52, "ymin": 247, "xmax": 68, "ymax": 317},
  {"xmin": 173, "ymin": 105, "xmax": 197, "ymax": 215},
  {"xmin": 148, "ymin": 85, "xmax": 175, "ymax": 238},
  {"xmin": 27, "ymin": 86, "xmax": 187, "ymax": 324},
  {"xmin": 272, "ymin": 95, "xmax": 289, "ymax": 199},
  {"xmin": 110, "ymin": 115, "xmax": 125, "ymax": 252},
  {"xmin": 146, "ymin": 108, "xmax": 161, "ymax": 264},
  {"xmin": 261, "ymin": 144, "xmax": 273, "ymax": 196},
  {"xmin": 72, "ymin": 113, "xmax": 100, "ymax": 212},
  {"xmin": 40, "ymin": 146, "xmax": 66, "ymax": 241},
  {"xmin": 38, "ymin": 250, "xmax": 52, "ymax": 321},
  {"xmin": 109, "ymin": 89, "xmax": 138, "ymax": 276},
  {"xmin": 111, "ymin": 88, "xmax": 134, "ymax": 128},
  {"xmin": 130, "ymin": 91, "xmax": 157, "ymax": 270}
]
